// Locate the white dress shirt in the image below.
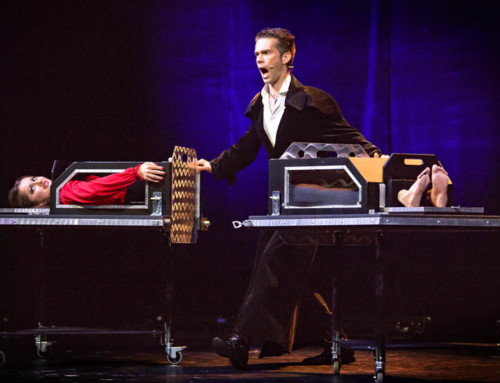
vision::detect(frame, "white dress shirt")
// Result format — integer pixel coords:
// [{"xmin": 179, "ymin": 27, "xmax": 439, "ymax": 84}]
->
[{"xmin": 261, "ymin": 74, "xmax": 291, "ymax": 147}]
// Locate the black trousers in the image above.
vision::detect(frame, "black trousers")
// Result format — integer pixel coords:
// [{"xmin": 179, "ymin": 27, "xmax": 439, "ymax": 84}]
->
[{"xmin": 233, "ymin": 230, "xmax": 330, "ymax": 356}]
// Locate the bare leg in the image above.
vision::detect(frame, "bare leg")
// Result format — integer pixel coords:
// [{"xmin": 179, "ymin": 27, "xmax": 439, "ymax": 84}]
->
[
  {"xmin": 397, "ymin": 167, "xmax": 431, "ymax": 207},
  {"xmin": 430, "ymin": 164, "xmax": 449, "ymax": 207}
]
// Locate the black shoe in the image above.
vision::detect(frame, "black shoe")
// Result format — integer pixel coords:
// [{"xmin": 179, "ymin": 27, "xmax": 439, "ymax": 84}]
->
[
  {"xmin": 301, "ymin": 345, "xmax": 356, "ymax": 366},
  {"xmin": 212, "ymin": 334, "xmax": 249, "ymax": 369}
]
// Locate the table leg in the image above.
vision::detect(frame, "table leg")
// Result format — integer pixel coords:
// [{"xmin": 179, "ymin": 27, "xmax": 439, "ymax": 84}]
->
[
  {"xmin": 163, "ymin": 237, "xmax": 186, "ymax": 365},
  {"xmin": 331, "ymin": 231, "xmax": 343, "ymax": 375},
  {"xmin": 34, "ymin": 229, "xmax": 53, "ymax": 358},
  {"xmin": 374, "ymin": 230, "xmax": 386, "ymax": 383}
]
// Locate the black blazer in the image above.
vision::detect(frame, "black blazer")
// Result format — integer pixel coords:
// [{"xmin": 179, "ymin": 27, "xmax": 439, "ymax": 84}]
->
[{"xmin": 211, "ymin": 74, "xmax": 381, "ymax": 184}]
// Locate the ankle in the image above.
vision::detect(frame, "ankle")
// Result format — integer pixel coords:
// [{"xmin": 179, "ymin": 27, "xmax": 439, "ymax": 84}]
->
[
  {"xmin": 230, "ymin": 333, "xmax": 250, "ymax": 344},
  {"xmin": 430, "ymin": 189, "xmax": 447, "ymax": 207}
]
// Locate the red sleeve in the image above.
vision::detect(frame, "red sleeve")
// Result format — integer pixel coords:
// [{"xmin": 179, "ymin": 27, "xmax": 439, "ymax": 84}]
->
[{"xmin": 60, "ymin": 165, "xmax": 141, "ymax": 205}]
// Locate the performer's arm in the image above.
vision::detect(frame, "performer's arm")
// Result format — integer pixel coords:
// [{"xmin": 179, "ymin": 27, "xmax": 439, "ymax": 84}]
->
[
  {"xmin": 323, "ymin": 121, "xmax": 383, "ymax": 157},
  {"xmin": 307, "ymin": 112, "xmax": 384, "ymax": 157},
  {"xmin": 306, "ymin": 87, "xmax": 383, "ymax": 157},
  {"xmin": 197, "ymin": 124, "xmax": 262, "ymax": 185}
]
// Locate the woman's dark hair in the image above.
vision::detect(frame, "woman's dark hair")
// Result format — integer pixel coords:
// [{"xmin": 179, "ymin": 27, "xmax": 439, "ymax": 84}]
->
[
  {"xmin": 255, "ymin": 27, "xmax": 296, "ymax": 67},
  {"xmin": 8, "ymin": 176, "xmax": 35, "ymax": 208}
]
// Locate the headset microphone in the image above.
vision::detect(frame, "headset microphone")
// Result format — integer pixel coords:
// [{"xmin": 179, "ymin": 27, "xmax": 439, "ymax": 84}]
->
[{"xmin": 268, "ymin": 64, "xmax": 294, "ymax": 69}]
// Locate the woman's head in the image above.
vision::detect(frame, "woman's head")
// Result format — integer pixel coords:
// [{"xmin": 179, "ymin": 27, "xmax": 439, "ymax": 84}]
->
[{"xmin": 8, "ymin": 176, "xmax": 52, "ymax": 208}]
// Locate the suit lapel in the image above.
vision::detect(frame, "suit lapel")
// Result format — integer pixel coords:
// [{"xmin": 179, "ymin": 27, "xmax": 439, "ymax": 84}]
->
[
  {"xmin": 246, "ymin": 75, "xmax": 308, "ymax": 158},
  {"xmin": 273, "ymin": 75, "xmax": 307, "ymax": 157},
  {"xmin": 273, "ymin": 108, "xmax": 291, "ymax": 157},
  {"xmin": 257, "ymin": 107, "xmax": 275, "ymax": 155}
]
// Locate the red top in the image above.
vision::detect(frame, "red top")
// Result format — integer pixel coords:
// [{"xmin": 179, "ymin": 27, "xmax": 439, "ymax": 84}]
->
[{"xmin": 59, "ymin": 165, "xmax": 142, "ymax": 205}]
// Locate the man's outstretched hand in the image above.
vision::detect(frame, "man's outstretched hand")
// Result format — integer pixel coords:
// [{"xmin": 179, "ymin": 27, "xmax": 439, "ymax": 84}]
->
[{"xmin": 196, "ymin": 159, "xmax": 212, "ymax": 173}]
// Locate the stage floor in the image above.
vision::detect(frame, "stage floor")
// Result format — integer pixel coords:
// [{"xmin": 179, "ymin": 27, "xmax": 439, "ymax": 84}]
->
[{"xmin": 1, "ymin": 340, "xmax": 499, "ymax": 383}]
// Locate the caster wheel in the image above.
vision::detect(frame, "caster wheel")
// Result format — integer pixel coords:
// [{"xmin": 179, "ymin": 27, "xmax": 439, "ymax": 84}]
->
[
  {"xmin": 375, "ymin": 370, "xmax": 384, "ymax": 383},
  {"xmin": 333, "ymin": 359, "xmax": 340, "ymax": 375},
  {"xmin": 35, "ymin": 335, "xmax": 52, "ymax": 359},
  {"xmin": 36, "ymin": 346, "xmax": 52, "ymax": 359},
  {"xmin": 0, "ymin": 350, "xmax": 6, "ymax": 367},
  {"xmin": 167, "ymin": 351, "xmax": 182, "ymax": 365}
]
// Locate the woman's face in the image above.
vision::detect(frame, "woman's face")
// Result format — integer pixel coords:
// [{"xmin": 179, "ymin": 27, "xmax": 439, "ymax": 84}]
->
[{"xmin": 18, "ymin": 176, "xmax": 52, "ymax": 207}]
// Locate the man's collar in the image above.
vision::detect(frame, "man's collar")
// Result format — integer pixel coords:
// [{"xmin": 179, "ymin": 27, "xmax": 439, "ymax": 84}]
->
[
  {"xmin": 285, "ymin": 74, "xmax": 308, "ymax": 111},
  {"xmin": 261, "ymin": 73, "xmax": 292, "ymax": 98},
  {"xmin": 246, "ymin": 74, "xmax": 308, "ymax": 115},
  {"xmin": 279, "ymin": 73, "xmax": 292, "ymax": 94}
]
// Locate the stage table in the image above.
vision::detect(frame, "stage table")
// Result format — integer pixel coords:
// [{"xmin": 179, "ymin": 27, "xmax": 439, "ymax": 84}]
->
[
  {"xmin": 234, "ymin": 208, "xmax": 500, "ymax": 382},
  {"xmin": 0, "ymin": 147, "xmax": 209, "ymax": 367}
]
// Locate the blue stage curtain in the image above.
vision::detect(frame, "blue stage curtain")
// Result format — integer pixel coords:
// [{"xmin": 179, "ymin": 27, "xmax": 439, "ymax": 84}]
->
[{"xmin": 1, "ymin": 0, "xmax": 499, "ymax": 214}]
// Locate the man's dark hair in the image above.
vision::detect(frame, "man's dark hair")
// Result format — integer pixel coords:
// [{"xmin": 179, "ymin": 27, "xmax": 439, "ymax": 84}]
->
[
  {"xmin": 255, "ymin": 28, "xmax": 296, "ymax": 68},
  {"xmin": 8, "ymin": 176, "xmax": 35, "ymax": 208}
]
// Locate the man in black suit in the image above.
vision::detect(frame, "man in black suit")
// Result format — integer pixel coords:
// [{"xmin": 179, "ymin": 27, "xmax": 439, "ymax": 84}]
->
[{"xmin": 197, "ymin": 27, "xmax": 382, "ymax": 369}]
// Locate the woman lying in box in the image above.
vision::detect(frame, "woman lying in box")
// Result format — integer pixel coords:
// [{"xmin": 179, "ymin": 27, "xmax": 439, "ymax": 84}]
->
[{"xmin": 8, "ymin": 162, "xmax": 165, "ymax": 208}]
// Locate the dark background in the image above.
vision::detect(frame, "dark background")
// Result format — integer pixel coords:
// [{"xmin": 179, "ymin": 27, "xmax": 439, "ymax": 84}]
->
[{"xmin": 1, "ymin": 0, "xmax": 499, "ymax": 344}]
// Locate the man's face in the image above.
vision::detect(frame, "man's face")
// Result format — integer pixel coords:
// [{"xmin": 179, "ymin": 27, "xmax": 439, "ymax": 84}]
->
[
  {"xmin": 255, "ymin": 37, "xmax": 289, "ymax": 86},
  {"xmin": 18, "ymin": 176, "xmax": 51, "ymax": 207}
]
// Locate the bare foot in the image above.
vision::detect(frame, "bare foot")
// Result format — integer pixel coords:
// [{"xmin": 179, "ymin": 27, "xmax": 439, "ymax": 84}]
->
[
  {"xmin": 430, "ymin": 164, "xmax": 449, "ymax": 207},
  {"xmin": 398, "ymin": 167, "xmax": 431, "ymax": 207}
]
